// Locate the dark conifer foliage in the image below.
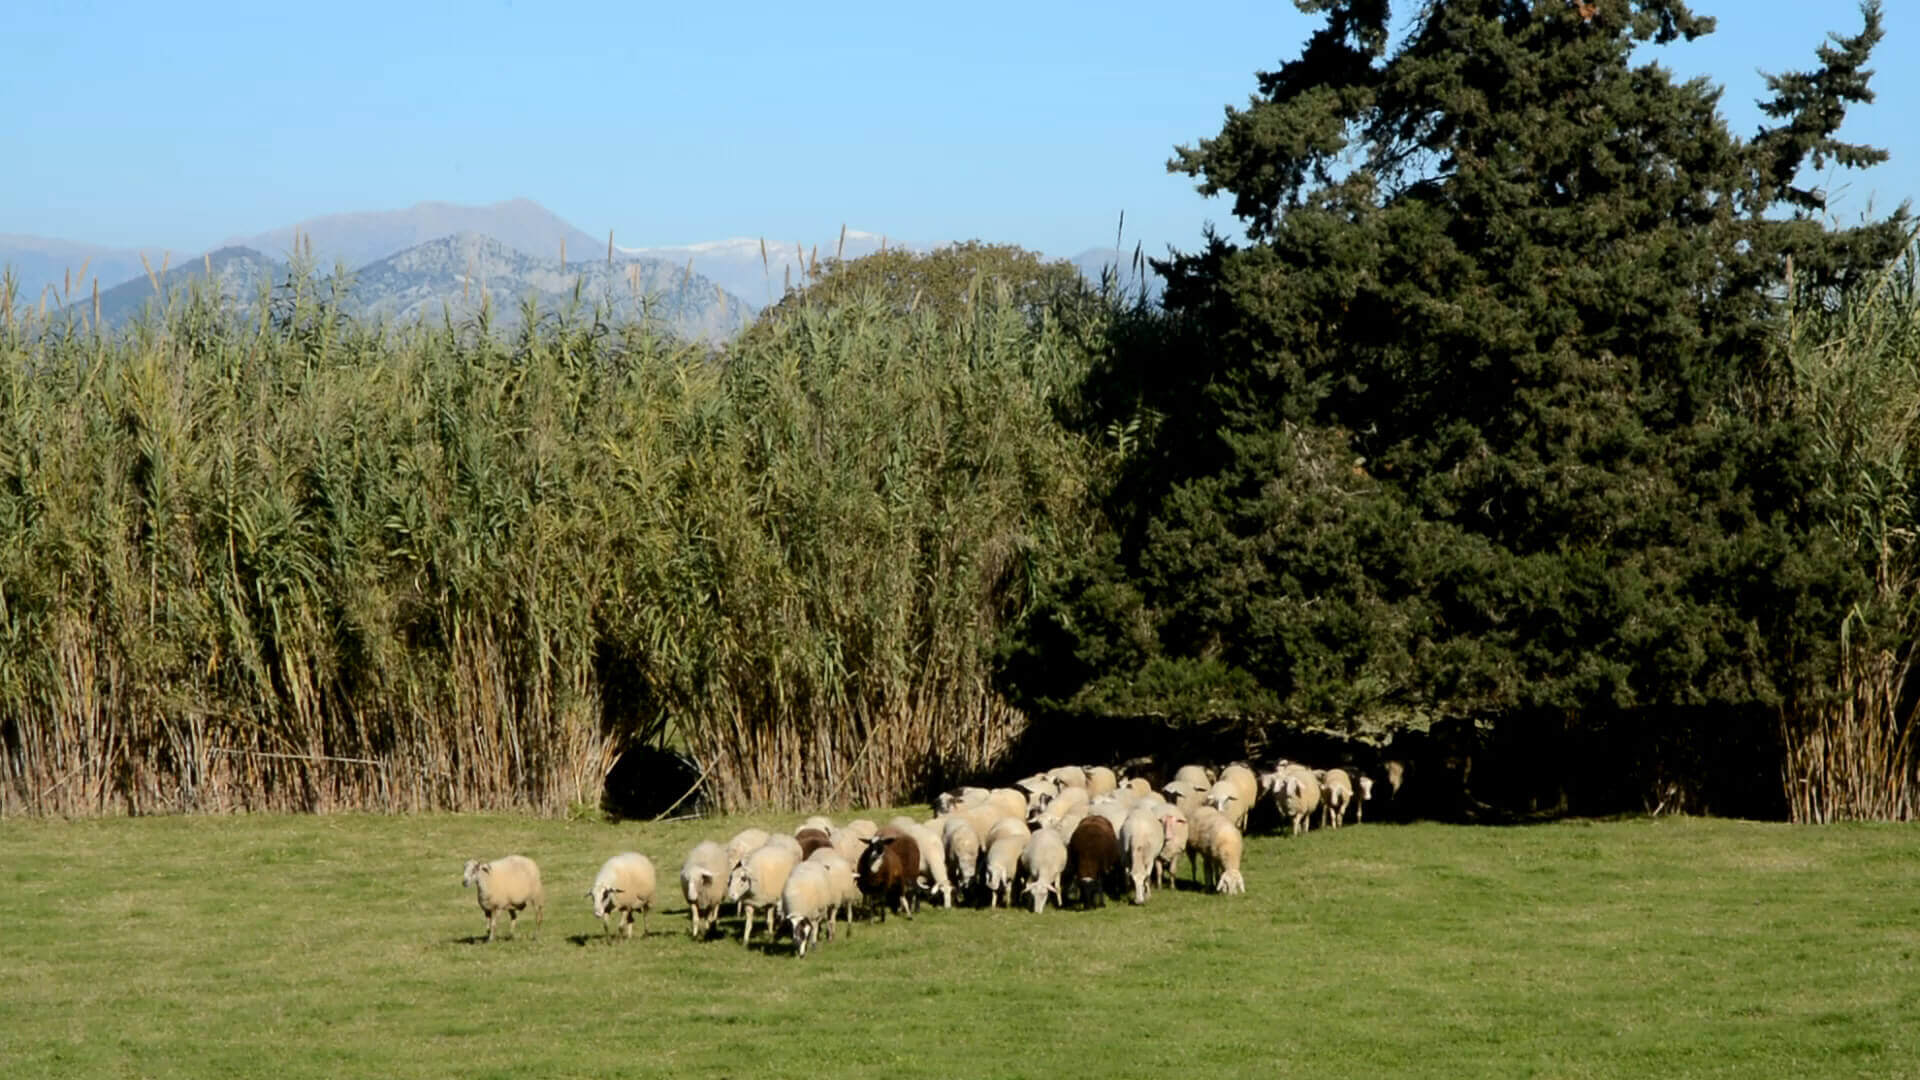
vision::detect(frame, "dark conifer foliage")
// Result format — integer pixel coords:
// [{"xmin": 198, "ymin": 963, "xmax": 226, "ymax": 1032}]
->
[{"xmin": 1003, "ymin": 0, "xmax": 1908, "ymax": 792}]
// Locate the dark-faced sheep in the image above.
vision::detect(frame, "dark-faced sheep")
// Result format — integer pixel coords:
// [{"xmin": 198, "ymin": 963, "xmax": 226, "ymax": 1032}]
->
[{"xmin": 857, "ymin": 827, "xmax": 922, "ymax": 922}]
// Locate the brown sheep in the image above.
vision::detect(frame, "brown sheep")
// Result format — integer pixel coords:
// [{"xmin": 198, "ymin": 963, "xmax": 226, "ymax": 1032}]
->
[
  {"xmin": 1065, "ymin": 816, "xmax": 1122, "ymax": 909},
  {"xmin": 857, "ymin": 827, "xmax": 922, "ymax": 922},
  {"xmin": 794, "ymin": 827, "xmax": 833, "ymax": 860}
]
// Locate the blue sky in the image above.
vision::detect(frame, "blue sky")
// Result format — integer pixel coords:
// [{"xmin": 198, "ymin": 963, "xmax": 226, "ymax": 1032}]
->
[{"xmin": 3, "ymin": 1, "xmax": 1913, "ymax": 258}]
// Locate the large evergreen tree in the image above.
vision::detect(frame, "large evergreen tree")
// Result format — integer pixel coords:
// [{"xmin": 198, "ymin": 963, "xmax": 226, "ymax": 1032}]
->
[{"xmin": 1004, "ymin": 1, "xmax": 1906, "ymax": 781}]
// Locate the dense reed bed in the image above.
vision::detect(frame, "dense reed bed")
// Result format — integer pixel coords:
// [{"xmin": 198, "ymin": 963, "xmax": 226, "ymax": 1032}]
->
[{"xmin": 0, "ymin": 271, "xmax": 1100, "ymax": 815}]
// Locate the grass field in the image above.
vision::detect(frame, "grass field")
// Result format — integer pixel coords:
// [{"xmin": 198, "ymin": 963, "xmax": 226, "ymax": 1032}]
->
[{"xmin": 1, "ymin": 812, "xmax": 1916, "ymax": 1079}]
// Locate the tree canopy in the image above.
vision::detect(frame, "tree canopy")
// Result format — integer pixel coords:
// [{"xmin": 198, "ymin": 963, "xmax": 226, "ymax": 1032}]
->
[
  {"xmin": 1002, "ymin": 0, "xmax": 1908, "ymax": 751},
  {"xmin": 749, "ymin": 241, "xmax": 1096, "ymax": 329}
]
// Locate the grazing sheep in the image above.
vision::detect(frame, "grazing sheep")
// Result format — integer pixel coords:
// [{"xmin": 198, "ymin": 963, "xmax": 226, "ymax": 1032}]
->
[
  {"xmin": 1205, "ymin": 779, "xmax": 1252, "ymax": 832},
  {"xmin": 763, "ymin": 833, "xmax": 804, "ymax": 860},
  {"xmin": 1084, "ymin": 766, "xmax": 1118, "ymax": 798},
  {"xmin": 804, "ymin": 847, "xmax": 860, "ymax": 940},
  {"xmin": 1065, "ymin": 817, "xmax": 1122, "ymax": 909},
  {"xmin": 935, "ymin": 787, "xmax": 990, "ymax": 815},
  {"xmin": 903, "ymin": 822, "xmax": 953, "ymax": 909},
  {"xmin": 858, "ymin": 828, "xmax": 922, "ymax": 922},
  {"xmin": 1088, "ymin": 795, "xmax": 1135, "ymax": 836},
  {"xmin": 781, "ymin": 862, "xmax": 836, "ymax": 957},
  {"xmin": 1173, "ymin": 764, "xmax": 1213, "ymax": 792},
  {"xmin": 1045, "ymin": 765, "xmax": 1088, "ymax": 791},
  {"xmin": 800, "ymin": 816, "xmax": 836, "ymax": 833},
  {"xmin": 983, "ymin": 816, "xmax": 1030, "ymax": 852},
  {"xmin": 986, "ymin": 787, "xmax": 1030, "ymax": 822},
  {"xmin": 794, "ymin": 827, "xmax": 833, "ymax": 860},
  {"xmin": 588, "ymin": 853, "xmax": 657, "ymax": 941},
  {"xmin": 1220, "ymin": 763, "xmax": 1259, "ymax": 810},
  {"xmin": 727, "ymin": 844, "xmax": 799, "ymax": 947},
  {"xmin": 1020, "ymin": 827, "xmax": 1068, "ymax": 913},
  {"xmin": 1185, "ymin": 806, "xmax": 1226, "ymax": 884},
  {"xmin": 1318, "ymin": 769, "xmax": 1355, "ymax": 829},
  {"xmin": 462, "ymin": 855, "xmax": 544, "ymax": 942},
  {"xmin": 1355, "ymin": 773, "xmax": 1375, "ymax": 822},
  {"xmin": 1279, "ymin": 769, "xmax": 1323, "ymax": 836},
  {"xmin": 981, "ymin": 830, "xmax": 1030, "ymax": 908},
  {"xmin": 1029, "ymin": 784, "xmax": 1089, "ymax": 826},
  {"xmin": 680, "ymin": 841, "xmax": 730, "ymax": 939},
  {"xmin": 1154, "ymin": 808, "xmax": 1190, "ymax": 887},
  {"xmin": 1119, "ymin": 808, "xmax": 1164, "ymax": 904},
  {"xmin": 1016, "ymin": 774, "xmax": 1060, "ymax": 810},
  {"xmin": 942, "ymin": 816, "xmax": 983, "ymax": 899},
  {"xmin": 1194, "ymin": 814, "xmax": 1246, "ymax": 894},
  {"xmin": 1160, "ymin": 779, "xmax": 1206, "ymax": 816},
  {"xmin": 959, "ymin": 803, "xmax": 1010, "ymax": 846},
  {"xmin": 725, "ymin": 829, "xmax": 771, "ymax": 874},
  {"xmin": 830, "ymin": 827, "xmax": 870, "ymax": 865}
]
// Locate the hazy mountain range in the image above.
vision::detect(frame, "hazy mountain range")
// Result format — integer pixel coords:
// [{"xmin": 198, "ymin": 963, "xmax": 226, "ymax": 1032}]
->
[{"xmin": 4, "ymin": 198, "xmax": 1165, "ymax": 336}]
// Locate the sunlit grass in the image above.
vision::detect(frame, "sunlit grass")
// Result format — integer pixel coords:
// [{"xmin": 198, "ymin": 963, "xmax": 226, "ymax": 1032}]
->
[{"xmin": 2, "ymin": 814, "xmax": 1915, "ymax": 1078}]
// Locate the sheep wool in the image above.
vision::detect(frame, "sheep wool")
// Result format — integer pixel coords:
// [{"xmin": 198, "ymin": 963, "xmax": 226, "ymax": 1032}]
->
[
  {"xmin": 462, "ymin": 854, "xmax": 545, "ymax": 942},
  {"xmin": 588, "ymin": 853, "xmax": 657, "ymax": 941},
  {"xmin": 680, "ymin": 841, "xmax": 730, "ymax": 939}
]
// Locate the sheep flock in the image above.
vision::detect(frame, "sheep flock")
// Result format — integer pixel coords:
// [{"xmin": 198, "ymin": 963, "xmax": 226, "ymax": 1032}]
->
[{"xmin": 461, "ymin": 756, "xmax": 1395, "ymax": 956}]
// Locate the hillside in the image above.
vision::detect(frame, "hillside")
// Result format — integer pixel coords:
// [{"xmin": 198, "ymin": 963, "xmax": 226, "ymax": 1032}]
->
[
  {"xmin": 222, "ymin": 197, "xmax": 603, "ymax": 272},
  {"xmin": 350, "ymin": 232, "xmax": 753, "ymax": 341},
  {"xmin": 85, "ymin": 246, "xmax": 285, "ymax": 326}
]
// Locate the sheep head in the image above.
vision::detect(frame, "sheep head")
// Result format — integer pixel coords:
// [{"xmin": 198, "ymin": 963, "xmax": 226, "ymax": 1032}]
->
[{"xmin": 462, "ymin": 860, "xmax": 485, "ymax": 888}]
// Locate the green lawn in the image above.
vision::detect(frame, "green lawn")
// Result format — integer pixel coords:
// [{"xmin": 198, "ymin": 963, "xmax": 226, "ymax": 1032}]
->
[{"xmin": 1, "ymin": 812, "xmax": 1915, "ymax": 1079}]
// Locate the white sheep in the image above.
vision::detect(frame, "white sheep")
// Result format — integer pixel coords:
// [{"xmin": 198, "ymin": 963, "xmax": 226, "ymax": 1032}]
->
[
  {"xmin": 1355, "ymin": 773, "xmax": 1375, "ymax": 822},
  {"xmin": 1205, "ymin": 779, "xmax": 1252, "ymax": 832},
  {"xmin": 981, "ymin": 830, "xmax": 1030, "ymax": 908},
  {"xmin": 588, "ymin": 852, "xmax": 657, "ymax": 941},
  {"xmin": 842, "ymin": 819, "xmax": 880, "ymax": 842},
  {"xmin": 799, "ymin": 815, "xmax": 836, "ymax": 834},
  {"xmin": 462, "ymin": 855, "xmax": 544, "ymax": 942},
  {"xmin": 1195, "ymin": 814, "xmax": 1246, "ymax": 894},
  {"xmin": 726, "ymin": 843, "xmax": 798, "ymax": 947},
  {"xmin": 1318, "ymin": 768, "xmax": 1355, "ymax": 829},
  {"xmin": 1019, "ymin": 827, "xmax": 1068, "ymax": 913},
  {"xmin": 905, "ymin": 822, "xmax": 953, "ymax": 908},
  {"xmin": 1160, "ymin": 779, "xmax": 1206, "ymax": 815},
  {"xmin": 763, "ymin": 833, "xmax": 804, "ymax": 859},
  {"xmin": 780, "ymin": 862, "xmax": 836, "ymax": 957},
  {"xmin": 725, "ymin": 828, "xmax": 771, "ymax": 872},
  {"xmin": 1173, "ymin": 764, "xmax": 1213, "ymax": 791},
  {"xmin": 935, "ymin": 787, "xmax": 990, "ymax": 815},
  {"xmin": 1154, "ymin": 808, "xmax": 1190, "ymax": 887},
  {"xmin": 1016, "ymin": 774, "xmax": 1060, "ymax": 811},
  {"xmin": 1279, "ymin": 768, "xmax": 1322, "ymax": 836},
  {"xmin": 985, "ymin": 787, "xmax": 1030, "ymax": 822},
  {"xmin": 680, "ymin": 841, "xmax": 729, "ymax": 939},
  {"xmin": 942, "ymin": 816, "xmax": 983, "ymax": 898},
  {"xmin": 1184, "ymin": 806, "xmax": 1226, "ymax": 885},
  {"xmin": 1084, "ymin": 766, "xmax": 1118, "ymax": 798},
  {"xmin": 1044, "ymin": 765, "xmax": 1088, "ymax": 790},
  {"xmin": 1220, "ymin": 763, "xmax": 1259, "ymax": 812},
  {"xmin": 804, "ymin": 847, "xmax": 860, "ymax": 940},
  {"xmin": 1119, "ymin": 808, "xmax": 1164, "ymax": 904},
  {"xmin": 1119, "ymin": 777, "xmax": 1154, "ymax": 798}
]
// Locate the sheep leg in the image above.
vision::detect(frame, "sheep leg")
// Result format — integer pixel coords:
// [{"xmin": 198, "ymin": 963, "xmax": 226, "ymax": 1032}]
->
[
  {"xmin": 484, "ymin": 910, "xmax": 497, "ymax": 943},
  {"xmin": 622, "ymin": 910, "xmax": 635, "ymax": 940},
  {"xmin": 742, "ymin": 904, "xmax": 756, "ymax": 946},
  {"xmin": 506, "ymin": 909, "xmax": 518, "ymax": 940}
]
